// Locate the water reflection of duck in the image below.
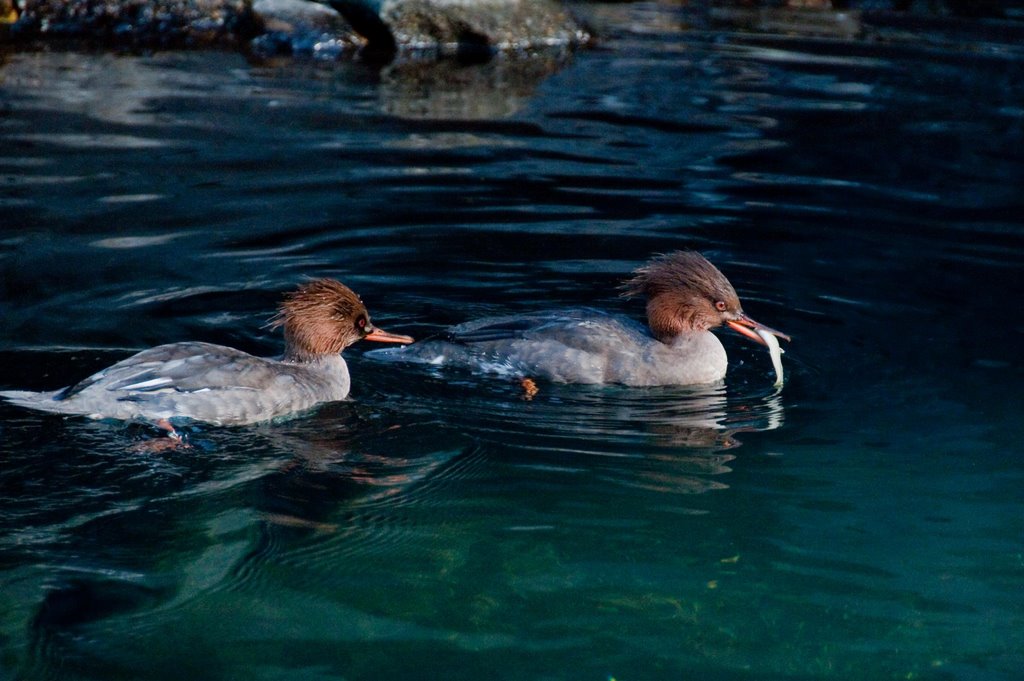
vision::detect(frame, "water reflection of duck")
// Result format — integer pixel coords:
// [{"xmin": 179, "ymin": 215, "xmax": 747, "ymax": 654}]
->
[
  {"xmin": 369, "ymin": 251, "xmax": 789, "ymax": 387},
  {"xmin": 0, "ymin": 280, "xmax": 412, "ymax": 432}
]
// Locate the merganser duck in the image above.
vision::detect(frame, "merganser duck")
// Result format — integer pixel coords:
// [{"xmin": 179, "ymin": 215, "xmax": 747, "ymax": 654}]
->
[
  {"xmin": 368, "ymin": 251, "xmax": 788, "ymax": 386},
  {"xmin": 0, "ymin": 279, "xmax": 413, "ymax": 428}
]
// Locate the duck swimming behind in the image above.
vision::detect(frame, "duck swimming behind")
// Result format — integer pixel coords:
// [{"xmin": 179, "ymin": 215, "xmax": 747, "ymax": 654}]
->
[
  {"xmin": 0, "ymin": 279, "xmax": 413, "ymax": 428},
  {"xmin": 368, "ymin": 251, "xmax": 788, "ymax": 386}
]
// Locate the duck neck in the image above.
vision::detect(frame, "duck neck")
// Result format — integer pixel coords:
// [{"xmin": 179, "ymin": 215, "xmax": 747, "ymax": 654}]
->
[
  {"xmin": 284, "ymin": 346, "xmax": 325, "ymax": 363},
  {"xmin": 282, "ymin": 325, "xmax": 346, "ymax": 363},
  {"xmin": 282, "ymin": 337, "xmax": 341, "ymax": 364},
  {"xmin": 646, "ymin": 296, "xmax": 713, "ymax": 344},
  {"xmin": 663, "ymin": 328, "xmax": 709, "ymax": 346}
]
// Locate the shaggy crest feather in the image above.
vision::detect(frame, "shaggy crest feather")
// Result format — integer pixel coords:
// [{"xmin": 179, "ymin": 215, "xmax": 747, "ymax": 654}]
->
[
  {"xmin": 621, "ymin": 251, "xmax": 743, "ymax": 341},
  {"xmin": 269, "ymin": 279, "xmax": 369, "ymax": 360}
]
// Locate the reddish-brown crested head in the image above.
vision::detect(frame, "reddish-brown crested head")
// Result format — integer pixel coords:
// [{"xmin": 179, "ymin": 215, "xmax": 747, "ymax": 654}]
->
[
  {"xmin": 621, "ymin": 251, "xmax": 745, "ymax": 343},
  {"xmin": 270, "ymin": 279, "xmax": 412, "ymax": 361}
]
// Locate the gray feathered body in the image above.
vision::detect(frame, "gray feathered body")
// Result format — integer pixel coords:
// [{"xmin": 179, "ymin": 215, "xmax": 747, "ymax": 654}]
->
[
  {"xmin": 368, "ymin": 308, "xmax": 727, "ymax": 386},
  {"xmin": 0, "ymin": 342, "xmax": 351, "ymax": 426}
]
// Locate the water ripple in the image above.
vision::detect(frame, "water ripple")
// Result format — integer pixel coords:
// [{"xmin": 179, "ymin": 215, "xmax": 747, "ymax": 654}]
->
[{"xmin": 2, "ymin": 6, "xmax": 1023, "ymax": 677}]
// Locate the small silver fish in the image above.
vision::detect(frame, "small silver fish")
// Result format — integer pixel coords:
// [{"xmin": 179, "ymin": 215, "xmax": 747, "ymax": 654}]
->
[{"xmin": 756, "ymin": 328, "xmax": 785, "ymax": 388}]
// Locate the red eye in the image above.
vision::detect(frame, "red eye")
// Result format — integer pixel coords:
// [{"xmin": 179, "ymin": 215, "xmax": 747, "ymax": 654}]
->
[
  {"xmin": 357, "ymin": 316, "xmax": 367, "ymax": 329},
  {"xmin": 715, "ymin": 301, "xmax": 727, "ymax": 312}
]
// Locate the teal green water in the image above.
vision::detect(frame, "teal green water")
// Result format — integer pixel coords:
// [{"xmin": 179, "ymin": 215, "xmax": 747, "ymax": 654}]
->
[{"xmin": 2, "ymin": 3, "xmax": 1023, "ymax": 679}]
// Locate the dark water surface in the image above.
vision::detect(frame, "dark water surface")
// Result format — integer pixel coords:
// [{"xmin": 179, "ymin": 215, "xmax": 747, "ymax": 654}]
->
[{"xmin": 2, "ymin": 3, "xmax": 1023, "ymax": 679}]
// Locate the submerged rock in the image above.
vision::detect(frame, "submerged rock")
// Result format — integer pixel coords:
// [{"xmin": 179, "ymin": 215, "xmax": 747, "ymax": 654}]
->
[{"xmin": 378, "ymin": 48, "xmax": 572, "ymax": 117}]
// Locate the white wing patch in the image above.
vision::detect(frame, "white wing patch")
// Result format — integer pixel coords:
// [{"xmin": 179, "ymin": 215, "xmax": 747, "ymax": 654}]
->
[{"xmin": 118, "ymin": 377, "xmax": 175, "ymax": 391}]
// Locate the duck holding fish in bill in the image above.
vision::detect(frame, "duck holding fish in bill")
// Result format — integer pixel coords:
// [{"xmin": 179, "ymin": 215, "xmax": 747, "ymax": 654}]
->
[
  {"xmin": 368, "ymin": 251, "xmax": 789, "ymax": 387},
  {"xmin": 0, "ymin": 280, "xmax": 413, "ymax": 430}
]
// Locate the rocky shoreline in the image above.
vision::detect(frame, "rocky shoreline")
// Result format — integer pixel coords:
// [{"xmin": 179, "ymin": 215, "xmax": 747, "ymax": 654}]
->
[
  {"xmin": 0, "ymin": 0, "xmax": 1019, "ymax": 61},
  {"xmin": 2, "ymin": 0, "xmax": 262, "ymax": 48},
  {"xmin": 0, "ymin": 0, "xmax": 590, "ymax": 56}
]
